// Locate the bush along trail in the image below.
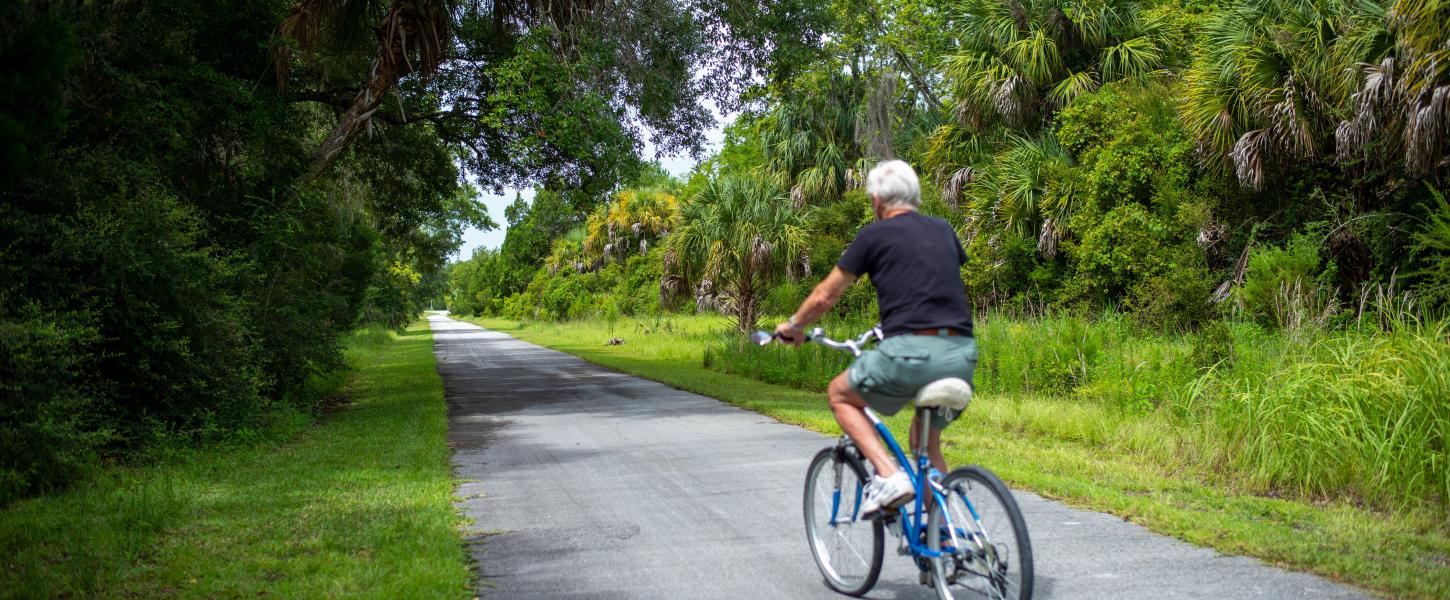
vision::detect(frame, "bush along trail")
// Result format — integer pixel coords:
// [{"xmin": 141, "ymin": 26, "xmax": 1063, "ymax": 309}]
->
[
  {"xmin": 467, "ymin": 314, "xmax": 1450, "ymax": 600},
  {"xmin": 0, "ymin": 323, "xmax": 469, "ymax": 599}
]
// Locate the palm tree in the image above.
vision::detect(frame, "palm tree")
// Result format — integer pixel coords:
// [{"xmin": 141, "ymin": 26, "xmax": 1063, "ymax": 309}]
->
[
  {"xmin": 1336, "ymin": 0, "xmax": 1450, "ymax": 177},
  {"xmin": 963, "ymin": 134, "xmax": 1078, "ymax": 257},
  {"xmin": 582, "ymin": 187, "xmax": 680, "ymax": 264},
  {"xmin": 941, "ymin": 0, "xmax": 1168, "ymax": 132},
  {"xmin": 1180, "ymin": 0, "xmax": 1389, "ymax": 189},
  {"xmin": 761, "ymin": 96, "xmax": 874, "ymax": 207},
  {"xmin": 921, "ymin": 124, "xmax": 1006, "ymax": 208},
  {"xmin": 666, "ymin": 173, "xmax": 808, "ymax": 332},
  {"xmin": 544, "ymin": 228, "xmax": 589, "ymax": 275}
]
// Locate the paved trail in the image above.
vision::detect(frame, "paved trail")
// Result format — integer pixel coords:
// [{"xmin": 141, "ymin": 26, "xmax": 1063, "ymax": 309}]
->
[{"xmin": 431, "ymin": 315, "xmax": 1368, "ymax": 600}]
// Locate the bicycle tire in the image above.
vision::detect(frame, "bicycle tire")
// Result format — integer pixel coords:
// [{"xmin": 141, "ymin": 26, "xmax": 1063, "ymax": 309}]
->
[
  {"xmin": 927, "ymin": 465, "xmax": 1034, "ymax": 600},
  {"xmin": 803, "ymin": 445, "xmax": 884, "ymax": 596}
]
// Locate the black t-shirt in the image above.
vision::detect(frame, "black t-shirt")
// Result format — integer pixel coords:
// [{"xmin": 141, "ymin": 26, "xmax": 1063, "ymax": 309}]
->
[{"xmin": 837, "ymin": 212, "xmax": 973, "ymax": 337}]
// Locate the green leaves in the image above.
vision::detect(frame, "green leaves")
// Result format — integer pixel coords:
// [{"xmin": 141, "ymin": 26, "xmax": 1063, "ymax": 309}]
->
[
  {"xmin": 1006, "ymin": 29, "xmax": 1064, "ymax": 84},
  {"xmin": 1048, "ymin": 69, "xmax": 1100, "ymax": 107},
  {"xmin": 942, "ymin": 0, "xmax": 1170, "ymax": 132},
  {"xmin": 1182, "ymin": 0, "xmax": 1391, "ymax": 187},
  {"xmin": 1100, "ymin": 36, "xmax": 1161, "ymax": 81},
  {"xmin": 667, "ymin": 173, "xmax": 806, "ymax": 331}
]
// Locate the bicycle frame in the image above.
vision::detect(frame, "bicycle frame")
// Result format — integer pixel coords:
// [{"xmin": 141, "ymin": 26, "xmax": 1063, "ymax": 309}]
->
[
  {"xmin": 795, "ymin": 325, "xmax": 974, "ymax": 562},
  {"xmin": 864, "ymin": 406, "xmax": 964, "ymax": 560}
]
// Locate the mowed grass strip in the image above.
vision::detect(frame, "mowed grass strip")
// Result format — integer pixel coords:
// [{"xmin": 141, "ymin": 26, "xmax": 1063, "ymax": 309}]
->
[
  {"xmin": 467, "ymin": 315, "xmax": 1449, "ymax": 600},
  {"xmin": 0, "ymin": 322, "xmax": 469, "ymax": 599}
]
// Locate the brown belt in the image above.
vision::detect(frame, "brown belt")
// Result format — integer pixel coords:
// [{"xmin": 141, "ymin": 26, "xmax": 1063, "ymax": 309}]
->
[{"xmin": 913, "ymin": 328, "xmax": 966, "ymax": 336}]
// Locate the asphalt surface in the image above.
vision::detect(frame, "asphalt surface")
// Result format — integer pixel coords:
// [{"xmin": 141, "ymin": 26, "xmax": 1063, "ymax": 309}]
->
[{"xmin": 431, "ymin": 314, "xmax": 1370, "ymax": 600}]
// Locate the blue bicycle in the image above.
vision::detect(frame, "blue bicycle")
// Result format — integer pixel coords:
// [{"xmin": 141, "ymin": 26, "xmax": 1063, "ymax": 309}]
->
[{"xmin": 760, "ymin": 326, "xmax": 1034, "ymax": 600}]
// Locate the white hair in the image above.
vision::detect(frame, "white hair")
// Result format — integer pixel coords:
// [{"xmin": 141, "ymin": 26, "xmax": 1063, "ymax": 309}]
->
[{"xmin": 865, "ymin": 159, "xmax": 921, "ymax": 209}]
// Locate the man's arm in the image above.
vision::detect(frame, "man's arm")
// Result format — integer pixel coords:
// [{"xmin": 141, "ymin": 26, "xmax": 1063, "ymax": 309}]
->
[{"xmin": 774, "ymin": 267, "xmax": 858, "ymax": 343}]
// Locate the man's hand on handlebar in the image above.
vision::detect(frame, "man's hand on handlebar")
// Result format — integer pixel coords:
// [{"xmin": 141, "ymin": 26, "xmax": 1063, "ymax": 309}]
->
[{"xmin": 773, "ymin": 319, "xmax": 805, "ymax": 346}]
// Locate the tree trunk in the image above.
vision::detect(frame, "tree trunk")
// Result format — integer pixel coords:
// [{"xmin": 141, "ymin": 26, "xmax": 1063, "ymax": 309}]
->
[
  {"xmin": 734, "ymin": 274, "xmax": 758, "ymax": 333},
  {"xmin": 287, "ymin": 0, "xmax": 440, "ymax": 191},
  {"xmin": 296, "ymin": 60, "xmax": 398, "ymax": 188},
  {"xmin": 737, "ymin": 294, "xmax": 758, "ymax": 333},
  {"xmin": 892, "ymin": 46, "xmax": 946, "ymax": 113}
]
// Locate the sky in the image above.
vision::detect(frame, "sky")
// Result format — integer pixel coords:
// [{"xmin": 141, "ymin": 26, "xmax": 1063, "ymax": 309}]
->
[{"xmin": 451, "ymin": 111, "xmax": 730, "ymax": 261}]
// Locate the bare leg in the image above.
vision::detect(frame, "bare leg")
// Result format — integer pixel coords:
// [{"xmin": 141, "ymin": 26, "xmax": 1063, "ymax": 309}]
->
[{"xmin": 828, "ymin": 370, "xmax": 898, "ymax": 477}]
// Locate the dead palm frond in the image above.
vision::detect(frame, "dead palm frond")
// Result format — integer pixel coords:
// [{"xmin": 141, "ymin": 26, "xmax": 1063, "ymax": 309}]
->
[{"xmin": 943, "ymin": 167, "xmax": 976, "ymax": 210}]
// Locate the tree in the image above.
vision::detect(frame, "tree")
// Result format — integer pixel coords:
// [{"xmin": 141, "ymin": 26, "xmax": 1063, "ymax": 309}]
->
[
  {"xmin": 275, "ymin": 0, "xmax": 452, "ymax": 186},
  {"xmin": 1181, "ymin": 0, "xmax": 1389, "ymax": 189},
  {"xmin": 0, "ymin": 0, "xmax": 491, "ymax": 501},
  {"xmin": 963, "ymin": 133, "xmax": 1077, "ymax": 257},
  {"xmin": 583, "ymin": 187, "xmax": 681, "ymax": 264},
  {"xmin": 1337, "ymin": 0, "xmax": 1450, "ymax": 177},
  {"xmin": 941, "ymin": 0, "xmax": 1169, "ymax": 132},
  {"xmin": 761, "ymin": 94, "xmax": 872, "ymax": 207},
  {"xmin": 273, "ymin": 0, "xmax": 835, "ymax": 195},
  {"xmin": 667, "ymin": 173, "xmax": 807, "ymax": 332},
  {"xmin": 922, "ymin": 0, "xmax": 1168, "ymax": 202}
]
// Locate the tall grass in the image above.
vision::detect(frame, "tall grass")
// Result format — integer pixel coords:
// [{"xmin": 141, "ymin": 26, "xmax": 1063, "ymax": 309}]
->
[
  {"xmin": 702, "ymin": 310, "xmax": 1450, "ymax": 512},
  {"xmin": 488, "ymin": 308, "xmax": 1450, "ymax": 511},
  {"xmin": 1210, "ymin": 319, "xmax": 1450, "ymax": 509}
]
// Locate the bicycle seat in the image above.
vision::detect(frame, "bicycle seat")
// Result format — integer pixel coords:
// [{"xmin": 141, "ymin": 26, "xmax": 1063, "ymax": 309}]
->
[{"xmin": 914, "ymin": 378, "xmax": 973, "ymax": 411}]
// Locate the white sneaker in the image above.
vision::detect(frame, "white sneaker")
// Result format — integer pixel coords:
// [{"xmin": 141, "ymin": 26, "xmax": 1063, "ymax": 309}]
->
[{"xmin": 861, "ymin": 471, "xmax": 915, "ymax": 517}]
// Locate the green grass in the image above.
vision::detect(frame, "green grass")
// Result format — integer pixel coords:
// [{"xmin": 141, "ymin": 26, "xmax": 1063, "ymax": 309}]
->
[
  {"xmin": 710, "ymin": 312, "xmax": 1450, "ymax": 513},
  {"xmin": 466, "ymin": 313, "xmax": 1450, "ymax": 599},
  {"xmin": 0, "ymin": 322, "xmax": 469, "ymax": 599}
]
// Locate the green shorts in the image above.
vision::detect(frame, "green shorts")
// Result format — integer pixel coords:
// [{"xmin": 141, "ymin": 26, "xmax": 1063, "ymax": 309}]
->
[{"xmin": 847, "ymin": 334, "xmax": 978, "ymax": 429}]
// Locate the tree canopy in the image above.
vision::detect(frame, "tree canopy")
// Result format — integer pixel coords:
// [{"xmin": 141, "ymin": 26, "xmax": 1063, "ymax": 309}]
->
[{"xmin": 0, "ymin": 0, "xmax": 824, "ymax": 502}]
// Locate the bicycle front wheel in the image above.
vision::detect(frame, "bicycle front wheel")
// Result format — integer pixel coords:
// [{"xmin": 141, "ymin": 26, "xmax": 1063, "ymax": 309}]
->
[
  {"xmin": 803, "ymin": 445, "xmax": 883, "ymax": 596},
  {"xmin": 927, "ymin": 466, "xmax": 1033, "ymax": 600}
]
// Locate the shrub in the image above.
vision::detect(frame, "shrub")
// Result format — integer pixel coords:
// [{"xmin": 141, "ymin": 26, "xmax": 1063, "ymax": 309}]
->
[
  {"xmin": 1236, "ymin": 232, "xmax": 1335, "ymax": 329},
  {"xmin": 1063, "ymin": 204, "xmax": 1196, "ymax": 309},
  {"xmin": 1409, "ymin": 187, "xmax": 1450, "ymax": 312},
  {"xmin": 0, "ymin": 308, "xmax": 108, "ymax": 503},
  {"xmin": 961, "ymin": 230, "xmax": 1039, "ymax": 310},
  {"xmin": 762, "ymin": 282, "xmax": 808, "ymax": 318},
  {"xmin": 616, "ymin": 253, "xmax": 664, "ymax": 316},
  {"xmin": 1056, "ymin": 83, "xmax": 1196, "ymax": 211},
  {"xmin": 1124, "ymin": 264, "xmax": 1216, "ymax": 331}
]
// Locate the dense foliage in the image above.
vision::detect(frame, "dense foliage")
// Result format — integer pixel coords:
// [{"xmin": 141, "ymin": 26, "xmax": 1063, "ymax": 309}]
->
[
  {"xmin": 456, "ymin": 0, "xmax": 1449, "ymax": 329},
  {"xmin": 1, "ymin": 0, "xmax": 810, "ymax": 503},
  {"xmin": 447, "ymin": 0, "xmax": 1449, "ymax": 511}
]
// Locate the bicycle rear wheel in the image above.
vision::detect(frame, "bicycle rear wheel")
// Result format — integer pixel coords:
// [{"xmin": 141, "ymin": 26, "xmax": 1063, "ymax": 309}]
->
[
  {"xmin": 927, "ymin": 466, "xmax": 1033, "ymax": 600},
  {"xmin": 803, "ymin": 445, "xmax": 883, "ymax": 596}
]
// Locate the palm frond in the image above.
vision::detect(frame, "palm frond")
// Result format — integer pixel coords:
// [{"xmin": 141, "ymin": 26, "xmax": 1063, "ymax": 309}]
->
[
  {"xmin": 1100, "ymin": 35, "xmax": 1162, "ymax": 82},
  {"xmin": 1047, "ymin": 69, "xmax": 1099, "ymax": 107},
  {"xmin": 1005, "ymin": 29, "xmax": 1064, "ymax": 84}
]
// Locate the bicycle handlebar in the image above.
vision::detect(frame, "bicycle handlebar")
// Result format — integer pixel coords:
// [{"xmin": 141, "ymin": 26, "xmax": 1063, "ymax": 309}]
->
[{"xmin": 752, "ymin": 325, "xmax": 884, "ymax": 357}]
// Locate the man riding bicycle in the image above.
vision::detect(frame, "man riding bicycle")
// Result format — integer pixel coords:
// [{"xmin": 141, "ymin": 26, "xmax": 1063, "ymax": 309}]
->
[{"xmin": 775, "ymin": 159, "xmax": 977, "ymax": 517}]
